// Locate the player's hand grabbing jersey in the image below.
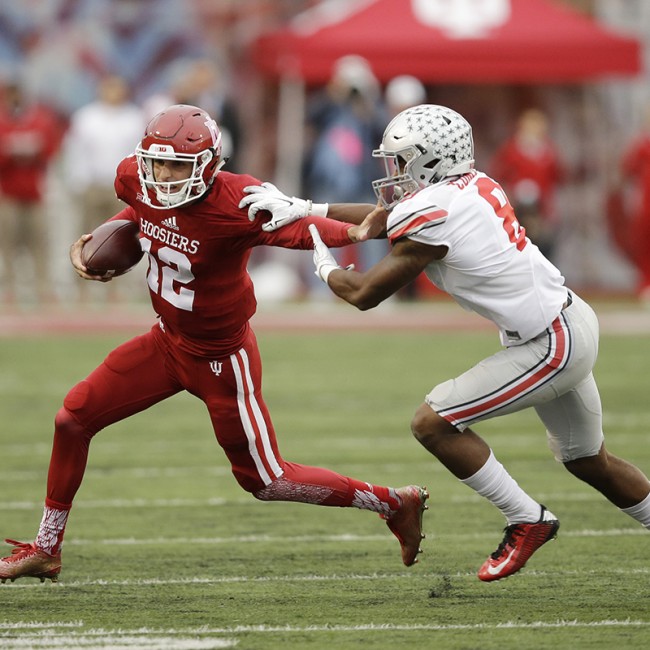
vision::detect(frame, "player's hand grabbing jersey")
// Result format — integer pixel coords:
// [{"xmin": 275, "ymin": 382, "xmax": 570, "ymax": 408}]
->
[{"xmin": 112, "ymin": 156, "xmax": 354, "ymax": 356}]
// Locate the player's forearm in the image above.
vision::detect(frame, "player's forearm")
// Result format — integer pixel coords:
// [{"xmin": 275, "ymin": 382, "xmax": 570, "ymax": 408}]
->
[
  {"xmin": 324, "ymin": 250, "xmax": 419, "ymax": 309},
  {"xmin": 326, "ymin": 203, "xmax": 376, "ymax": 225},
  {"xmin": 326, "ymin": 270, "xmax": 389, "ymax": 311}
]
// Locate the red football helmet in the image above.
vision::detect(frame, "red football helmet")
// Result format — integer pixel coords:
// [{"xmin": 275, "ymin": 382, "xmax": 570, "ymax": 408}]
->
[{"xmin": 135, "ymin": 104, "xmax": 224, "ymax": 209}]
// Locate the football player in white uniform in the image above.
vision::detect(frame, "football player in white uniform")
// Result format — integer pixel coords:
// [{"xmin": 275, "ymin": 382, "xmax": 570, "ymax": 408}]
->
[{"xmin": 242, "ymin": 104, "xmax": 650, "ymax": 581}]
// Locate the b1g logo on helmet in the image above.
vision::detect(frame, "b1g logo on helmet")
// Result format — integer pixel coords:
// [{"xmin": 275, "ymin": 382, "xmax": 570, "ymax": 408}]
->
[
  {"xmin": 147, "ymin": 144, "xmax": 175, "ymax": 155},
  {"xmin": 412, "ymin": 0, "xmax": 509, "ymax": 38}
]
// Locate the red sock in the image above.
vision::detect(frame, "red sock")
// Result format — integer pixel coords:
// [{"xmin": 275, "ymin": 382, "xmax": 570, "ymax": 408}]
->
[{"xmin": 257, "ymin": 461, "xmax": 400, "ymax": 515}]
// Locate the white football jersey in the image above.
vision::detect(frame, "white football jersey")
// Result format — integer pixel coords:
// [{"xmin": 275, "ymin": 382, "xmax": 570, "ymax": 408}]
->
[{"xmin": 387, "ymin": 170, "xmax": 567, "ymax": 346}]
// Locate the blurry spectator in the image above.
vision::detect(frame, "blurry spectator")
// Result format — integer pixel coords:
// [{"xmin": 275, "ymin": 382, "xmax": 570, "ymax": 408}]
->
[
  {"xmin": 490, "ymin": 108, "xmax": 565, "ymax": 261},
  {"xmin": 62, "ymin": 74, "xmax": 145, "ymax": 303},
  {"xmin": 0, "ymin": 80, "xmax": 63, "ymax": 305},
  {"xmin": 143, "ymin": 58, "xmax": 242, "ymax": 172},
  {"xmin": 385, "ymin": 75, "xmax": 427, "ymax": 118},
  {"xmin": 608, "ymin": 107, "xmax": 650, "ymax": 302},
  {"xmin": 304, "ymin": 55, "xmax": 385, "ymax": 204},
  {"xmin": 302, "ymin": 55, "xmax": 387, "ymax": 296}
]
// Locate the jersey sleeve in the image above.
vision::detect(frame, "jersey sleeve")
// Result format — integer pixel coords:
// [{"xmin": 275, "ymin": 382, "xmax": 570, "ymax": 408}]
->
[
  {"xmin": 107, "ymin": 205, "xmax": 138, "ymax": 224},
  {"xmin": 228, "ymin": 172, "xmax": 354, "ymax": 249},
  {"xmin": 387, "ymin": 203, "xmax": 448, "ymax": 245},
  {"xmin": 114, "ymin": 155, "xmax": 140, "ymax": 204}
]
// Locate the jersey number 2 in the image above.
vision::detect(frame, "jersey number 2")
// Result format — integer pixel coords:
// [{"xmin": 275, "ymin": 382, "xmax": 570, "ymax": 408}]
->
[
  {"xmin": 476, "ymin": 177, "xmax": 527, "ymax": 251},
  {"xmin": 140, "ymin": 237, "xmax": 195, "ymax": 311}
]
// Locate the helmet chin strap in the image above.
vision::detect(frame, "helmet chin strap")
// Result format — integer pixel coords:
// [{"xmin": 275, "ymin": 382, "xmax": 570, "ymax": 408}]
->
[{"xmin": 213, "ymin": 157, "xmax": 227, "ymax": 177}]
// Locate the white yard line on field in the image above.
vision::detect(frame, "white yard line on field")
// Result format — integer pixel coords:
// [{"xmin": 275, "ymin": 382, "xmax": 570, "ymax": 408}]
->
[
  {"xmin": 0, "ymin": 497, "xmax": 229, "ymax": 510},
  {"xmin": 0, "ymin": 463, "xmax": 409, "ymax": 482},
  {"xmin": 4, "ymin": 566, "xmax": 649, "ymax": 591},
  {"xmin": 2, "ymin": 619, "xmax": 649, "ymax": 647},
  {"xmin": 57, "ymin": 526, "xmax": 646, "ymax": 548},
  {"xmin": 0, "ymin": 527, "xmax": 642, "ymax": 552},
  {"xmin": 0, "ymin": 622, "xmax": 83, "ymax": 630},
  {"xmin": 0, "ymin": 635, "xmax": 236, "ymax": 649}
]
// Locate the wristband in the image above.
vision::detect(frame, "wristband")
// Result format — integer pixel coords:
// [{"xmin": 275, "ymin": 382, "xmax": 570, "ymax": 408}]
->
[
  {"xmin": 319, "ymin": 263, "xmax": 340, "ymax": 283},
  {"xmin": 307, "ymin": 201, "xmax": 329, "ymax": 218}
]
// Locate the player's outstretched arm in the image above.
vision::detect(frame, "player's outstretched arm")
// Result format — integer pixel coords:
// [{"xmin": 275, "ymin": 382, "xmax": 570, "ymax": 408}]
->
[
  {"xmin": 240, "ymin": 182, "xmax": 328, "ymax": 231},
  {"xmin": 309, "ymin": 224, "xmax": 440, "ymax": 310},
  {"xmin": 326, "ymin": 203, "xmax": 381, "ymax": 228},
  {"xmin": 240, "ymin": 182, "xmax": 378, "ymax": 231},
  {"xmin": 347, "ymin": 203, "xmax": 389, "ymax": 242}
]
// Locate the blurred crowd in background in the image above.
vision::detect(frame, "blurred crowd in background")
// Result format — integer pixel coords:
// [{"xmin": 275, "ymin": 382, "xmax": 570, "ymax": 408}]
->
[{"xmin": 1, "ymin": 0, "xmax": 650, "ymax": 309}]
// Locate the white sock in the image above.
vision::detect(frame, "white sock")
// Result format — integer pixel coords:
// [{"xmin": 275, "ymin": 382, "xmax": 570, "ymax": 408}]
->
[
  {"xmin": 621, "ymin": 492, "xmax": 650, "ymax": 529},
  {"xmin": 35, "ymin": 506, "xmax": 69, "ymax": 555},
  {"xmin": 461, "ymin": 450, "xmax": 542, "ymax": 525}
]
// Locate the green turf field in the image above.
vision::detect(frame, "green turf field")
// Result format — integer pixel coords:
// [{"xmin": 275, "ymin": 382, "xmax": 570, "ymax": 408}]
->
[{"xmin": 1, "ymin": 328, "xmax": 649, "ymax": 649}]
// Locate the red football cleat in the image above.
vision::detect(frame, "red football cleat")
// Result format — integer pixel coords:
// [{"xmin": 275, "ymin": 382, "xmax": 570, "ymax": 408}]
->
[
  {"xmin": 382, "ymin": 485, "xmax": 429, "ymax": 566},
  {"xmin": 478, "ymin": 506, "xmax": 559, "ymax": 582},
  {"xmin": 0, "ymin": 539, "xmax": 61, "ymax": 583}
]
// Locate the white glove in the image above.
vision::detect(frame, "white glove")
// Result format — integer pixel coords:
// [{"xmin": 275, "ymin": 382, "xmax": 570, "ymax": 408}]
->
[
  {"xmin": 239, "ymin": 182, "xmax": 328, "ymax": 232},
  {"xmin": 309, "ymin": 224, "xmax": 354, "ymax": 283}
]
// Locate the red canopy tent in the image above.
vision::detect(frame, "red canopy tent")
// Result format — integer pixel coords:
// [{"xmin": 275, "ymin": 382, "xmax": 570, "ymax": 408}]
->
[
  {"xmin": 253, "ymin": 0, "xmax": 642, "ymax": 84},
  {"xmin": 252, "ymin": 0, "xmax": 642, "ymax": 192}
]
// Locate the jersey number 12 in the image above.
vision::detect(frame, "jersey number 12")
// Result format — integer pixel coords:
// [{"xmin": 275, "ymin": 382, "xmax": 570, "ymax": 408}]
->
[{"xmin": 140, "ymin": 237, "xmax": 195, "ymax": 311}]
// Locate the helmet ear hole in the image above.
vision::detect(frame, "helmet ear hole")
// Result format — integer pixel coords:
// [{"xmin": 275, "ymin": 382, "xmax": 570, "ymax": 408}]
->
[{"xmin": 422, "ymin": 158, "xmax": 441, "ymax": 171}]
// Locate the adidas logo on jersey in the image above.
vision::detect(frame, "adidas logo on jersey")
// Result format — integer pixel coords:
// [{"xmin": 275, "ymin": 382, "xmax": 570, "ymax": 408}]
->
[{"xmin": 161, "ymin": 215, "xmax": 179, "ymax": 231}]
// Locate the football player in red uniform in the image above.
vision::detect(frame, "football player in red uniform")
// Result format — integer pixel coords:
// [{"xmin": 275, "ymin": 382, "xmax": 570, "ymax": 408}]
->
[{"xmin": 0, "ymin": 104, "xmax": 427, "ymax": 583}]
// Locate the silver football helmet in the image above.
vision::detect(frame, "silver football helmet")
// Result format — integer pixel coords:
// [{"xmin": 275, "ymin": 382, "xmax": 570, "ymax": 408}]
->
[{"xmin": 372, "ymin": 104, "xmax": 475, "ymax": 209}]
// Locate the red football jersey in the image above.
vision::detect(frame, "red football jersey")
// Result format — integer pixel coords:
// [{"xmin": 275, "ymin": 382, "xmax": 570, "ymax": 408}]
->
[{"xmin": 113, "ymin": 156, "xmax": 354, "ymax": 356}]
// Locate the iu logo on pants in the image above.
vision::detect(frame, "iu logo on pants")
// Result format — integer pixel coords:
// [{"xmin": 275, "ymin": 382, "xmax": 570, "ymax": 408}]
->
[{"xmin": 209, "ymin": 360, "xmax": 223, "ymax": 376}]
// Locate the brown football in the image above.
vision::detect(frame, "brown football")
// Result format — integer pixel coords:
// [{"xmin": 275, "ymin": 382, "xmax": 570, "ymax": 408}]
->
[{"xmin": 81, "ymin": 219, "xmax": 143, "ymax": 277}]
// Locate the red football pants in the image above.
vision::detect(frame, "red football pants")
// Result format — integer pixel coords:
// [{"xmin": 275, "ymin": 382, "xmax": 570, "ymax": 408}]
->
[{"xmin": 46, "ymin": 324, "xmax": 393, "ymax": 512}]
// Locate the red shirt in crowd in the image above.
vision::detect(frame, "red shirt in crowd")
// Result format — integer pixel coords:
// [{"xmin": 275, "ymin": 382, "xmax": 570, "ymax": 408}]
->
[{"xmin": 0, "ymin": 102, "xmax": 62, "ymax": 201}]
